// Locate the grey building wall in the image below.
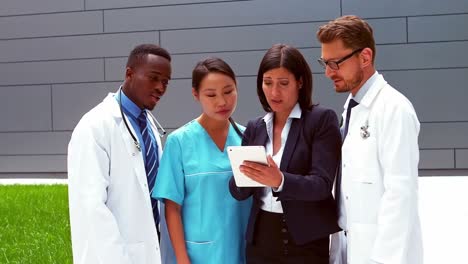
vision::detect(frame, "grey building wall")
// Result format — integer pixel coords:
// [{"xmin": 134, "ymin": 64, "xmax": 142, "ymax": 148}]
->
[{"xmin": 0, "ymin": 0, "xmax": 467, "ymax": 178}]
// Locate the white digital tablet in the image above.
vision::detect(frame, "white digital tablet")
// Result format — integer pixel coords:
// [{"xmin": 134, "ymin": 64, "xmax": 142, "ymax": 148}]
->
[{"xmin": 227, "ymin": 145, "xmax": 268, "ymax": 187}]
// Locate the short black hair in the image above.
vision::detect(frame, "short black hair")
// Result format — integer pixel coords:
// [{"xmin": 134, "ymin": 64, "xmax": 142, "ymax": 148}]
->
[
  {"xmin": 257, "ymin": 44, "xmax": 313, "ymax": 112},
  {"xmin": 126, "ymin": 44, "xmax": 171, "ymax": 68}
]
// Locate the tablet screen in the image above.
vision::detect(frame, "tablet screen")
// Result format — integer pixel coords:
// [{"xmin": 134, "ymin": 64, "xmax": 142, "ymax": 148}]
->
[{"xmin": 227, "ymin": 146, "xmax": 267, "ymax": 187}]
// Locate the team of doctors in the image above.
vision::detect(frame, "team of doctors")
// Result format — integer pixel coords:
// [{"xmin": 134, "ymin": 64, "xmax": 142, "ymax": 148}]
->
[{"xmin": 68, "ymin": 15, "xmax": 423, "ymax": 264}]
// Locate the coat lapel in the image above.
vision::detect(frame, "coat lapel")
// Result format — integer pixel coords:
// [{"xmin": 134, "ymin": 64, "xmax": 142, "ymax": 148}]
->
[
  {"xmin": 253, "ymin": 121, "xmax": 269, "ymax": 147},
  {"xmin": 106, "ymin": 93, "xmax": 149, "ymax": 195},
  {"xmin": 280, "ymin": 118, "xmax": 302, "ymax": 171}
]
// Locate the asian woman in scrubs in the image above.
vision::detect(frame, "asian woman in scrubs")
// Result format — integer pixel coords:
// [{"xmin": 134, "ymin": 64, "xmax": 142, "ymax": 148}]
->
[{"xmin": 153, "ymin": 57, "xmax": 251, "ymax": 264}]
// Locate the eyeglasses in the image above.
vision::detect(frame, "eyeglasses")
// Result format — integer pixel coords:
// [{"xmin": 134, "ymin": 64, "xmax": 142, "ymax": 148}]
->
[{"xmin": 318, "ymin": 48, "xmax": 364, "ymax": 70}]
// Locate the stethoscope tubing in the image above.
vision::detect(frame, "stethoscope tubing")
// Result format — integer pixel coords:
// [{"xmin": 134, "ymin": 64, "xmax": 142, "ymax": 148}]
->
[{"xmin": 118, "ymin": 88, "xmax": 166, "ymax": 152}]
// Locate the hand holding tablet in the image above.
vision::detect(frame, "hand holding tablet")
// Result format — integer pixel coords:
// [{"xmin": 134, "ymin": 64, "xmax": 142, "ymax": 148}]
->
[{"xmin": 227, "ymin": 146, "xmax": 268, "ymax": 187}]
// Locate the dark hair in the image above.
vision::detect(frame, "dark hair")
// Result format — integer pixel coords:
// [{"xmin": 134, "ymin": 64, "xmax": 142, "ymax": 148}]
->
[
  {"xmin": 192, "ymin": 57, "xmax": 236, "ymax": 91},
  {"xmin": 126, "ymin": 44, "xmax": 171, "ymax": 68},
  {"xmin": 257, "ymin": 44, "xmax": 313, "ymax": 112},
  {"xmin": 192, "ymin": 57, "xmax": 242, "ymax": 137},
  {"xmin": 317, "ymin": 15, "xmax": 376, "ymax": 63}
]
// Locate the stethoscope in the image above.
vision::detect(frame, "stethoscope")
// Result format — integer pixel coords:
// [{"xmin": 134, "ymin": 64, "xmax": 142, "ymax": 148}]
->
[
  {"xmin": 119, "ymin": 88, "xmax": 166, "ymax": 152},
  {"xmin": 353, "ymin": 86, "xmax": 386, "ymax": 140}
]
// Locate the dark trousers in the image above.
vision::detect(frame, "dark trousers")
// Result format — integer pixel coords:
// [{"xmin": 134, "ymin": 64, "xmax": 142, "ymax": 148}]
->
[{"xmin": 246, "ymin": 210, "xmax": 329, "ymax": 264}]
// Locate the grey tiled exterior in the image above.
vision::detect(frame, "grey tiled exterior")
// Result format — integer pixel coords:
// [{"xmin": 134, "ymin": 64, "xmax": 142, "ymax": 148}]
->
[{"xmin": 1, "ymin": 0, "xmax": 467, "ymax": 177}]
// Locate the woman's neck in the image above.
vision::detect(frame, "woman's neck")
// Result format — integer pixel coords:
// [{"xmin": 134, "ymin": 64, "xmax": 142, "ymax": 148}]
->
[
  {"xmin": 197, "ymin": 114, "xmax": 230, "ymax": 132},
  {"xmin": 273, "ymin": 108, "xmax": 293, "ymax": 128},
  {"xmin": 197, "ymin": 114, "xmax": 231, "ymax": 152}
]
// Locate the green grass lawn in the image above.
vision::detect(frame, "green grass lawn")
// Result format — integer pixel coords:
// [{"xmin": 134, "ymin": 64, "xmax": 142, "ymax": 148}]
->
[{"xmin": 0, "ymin": 184, "xmax": 72, "ymax": 264}]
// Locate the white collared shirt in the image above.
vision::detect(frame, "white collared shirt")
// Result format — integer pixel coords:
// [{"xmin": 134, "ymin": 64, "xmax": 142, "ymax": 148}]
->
[{"xmin": 260, "ymin": 103, "xmax": 302, "ymax": 213}]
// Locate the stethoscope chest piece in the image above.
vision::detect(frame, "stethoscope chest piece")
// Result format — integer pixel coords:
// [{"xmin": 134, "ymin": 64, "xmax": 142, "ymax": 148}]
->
[
  {"xmin": 360, "ymin": 120, "xmax": 370, "ymax": 139},
  {"xmin": 135, "ymin": 141, "xmax": 141, "ymax": 152}
]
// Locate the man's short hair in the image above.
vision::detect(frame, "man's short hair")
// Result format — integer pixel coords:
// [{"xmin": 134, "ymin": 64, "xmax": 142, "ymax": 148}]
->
[
  {"xmin": 126, "ymin": 44, "xmax": 171, "ymax": 68},
  {"xmin": 317, "ymin": 15, "xmax": 376, "ymax": 63}
]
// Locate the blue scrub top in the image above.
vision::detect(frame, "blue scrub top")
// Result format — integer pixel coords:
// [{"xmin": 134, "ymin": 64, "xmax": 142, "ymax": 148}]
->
[{"xmin": 153, "ymin": 120, "xmax": 251, "ymax": 264}]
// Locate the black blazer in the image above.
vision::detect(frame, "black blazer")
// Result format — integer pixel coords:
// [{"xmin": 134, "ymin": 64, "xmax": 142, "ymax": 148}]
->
[{"xmin": 229, "ymin": 105, "xmax": 341, "ymax": 245}]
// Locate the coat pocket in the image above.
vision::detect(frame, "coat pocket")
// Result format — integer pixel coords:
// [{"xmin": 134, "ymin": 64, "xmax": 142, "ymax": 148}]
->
[
  {"xmin": 349, "ymin": 174, "xmax": 381, "ymax": 224},
  {"xmin": 186, "ymin": 240, "xmax": 214, "ymax": 262}
]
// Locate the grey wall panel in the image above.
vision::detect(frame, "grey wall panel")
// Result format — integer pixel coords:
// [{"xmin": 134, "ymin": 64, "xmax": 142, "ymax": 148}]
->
[
  {"xmin": 343, "ymin": 0, "xmax": 468, "ymax": 17},
  {"xmin": 0, "ymin": 132, "xmax": 70, "ymax": 155},
  {"xmin": 105, "ymin": 57, "xmax": 127, "ymax": 81},
  {"xmin": 107, "ymin": 41, "xmax": 468, "ymax": 77},
  {"xmin": 161, "ymin": 18, "xmax": 407, "ymax": 54},
  {"xmin": 0, "ymin": 173, "xmax": 67, "ymax": 179},
  {"xmin": 0, "ymin": 0, "xmax": 83, "ymax": 16},
  {"xmin": 0, "ymin": 155, "xmax": 66, "ymax": 173},
  {"xmin": 230, "ymin": 77, "xmax": 266, "ymax": 125},
  {"xmin": 409, "ymin": 14, "xmax": 468, "ymax": 42},
  {"xmin": 52, "ymin": 82, "xmax": 120, "ymax": 131},
  {"xmin": 0, "ymin": 32, "xmax": 158, "ymax": 62},
  {"xmin": 0, "ymin": 0, "xmax": 466, "ymax": 175},
  {"xmin": 104, "ymin": 0, "xmax": 339, "ymax": 33},
  {"xmin": 171, "ymin": 50, "xmax": 306, "ymax": 79},
  {"xmin": 419, "ymin": 149, "xmax": 454, "ymax": 169},
  {"xmin": 0, "ymin": 59, "xmax": 104, "ymax": 86},
  {"xmin": 376, "ymin": 42, "xmax": 468, "ymax": 70},
  {"xmin": 0, "ymin": 85, "xmax": 51, "ymax": 132},
  {"xmin": 163, "ymin": 23, "xmax": 321, "ymax": 54},
  {"xmin": 86, "ymin": 0, "xmax": 241, "ymax": 10},
  {"xmin": 419, "ymin": 123, "xmax": 468, "ymax": 149},
  {"xmin": 456, "ymin": 149, "xmax": 468, "ymax": 169},
  {"xmin": 0, "ymin": 11, "xmax": 103, "ymax": 40},
  {"xmin": 312, "ymin": 74, "xmax": 349, "ymax": 116},
  {"xmin": 171, "ymin": 51, "xmax": 264, "ymax": 79},
  {"xmin": 155, "ymin": 79, "xmax": 206, "ymax": 128},
  {"xmin": 160, "ymin": 128, "xmax": 176, "ymax": 146},
  {"xmin": 106, "ymin": 49, "xmax": 323, "ymax": 81},
  {"xmin": 366, "ymin": 18, "xmax": 407, "ymax": 44},
  {"xmin": 381, "ymin": 69, "xmax": 468, "ymax": 122}
]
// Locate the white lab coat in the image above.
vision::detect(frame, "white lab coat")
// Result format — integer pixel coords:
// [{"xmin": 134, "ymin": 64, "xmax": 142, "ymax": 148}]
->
[
  {"xmin": 330, "ymin": 74, "xmax": 423, "ymax": 264},
  {"xmin": 68, "ymin": 93, "xmax": 162, "ymax": 264}
]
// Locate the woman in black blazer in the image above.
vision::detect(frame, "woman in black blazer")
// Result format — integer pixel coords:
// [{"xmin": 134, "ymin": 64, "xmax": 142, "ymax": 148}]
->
[{"xmin": 229, "ymin": 44, "xmax": 341, "ymax": 264}]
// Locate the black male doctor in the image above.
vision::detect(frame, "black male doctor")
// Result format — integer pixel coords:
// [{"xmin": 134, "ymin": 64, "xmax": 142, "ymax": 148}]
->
[{"xmin": 68, "ymin": 44, "xmax": 171, "ymax": 264}]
